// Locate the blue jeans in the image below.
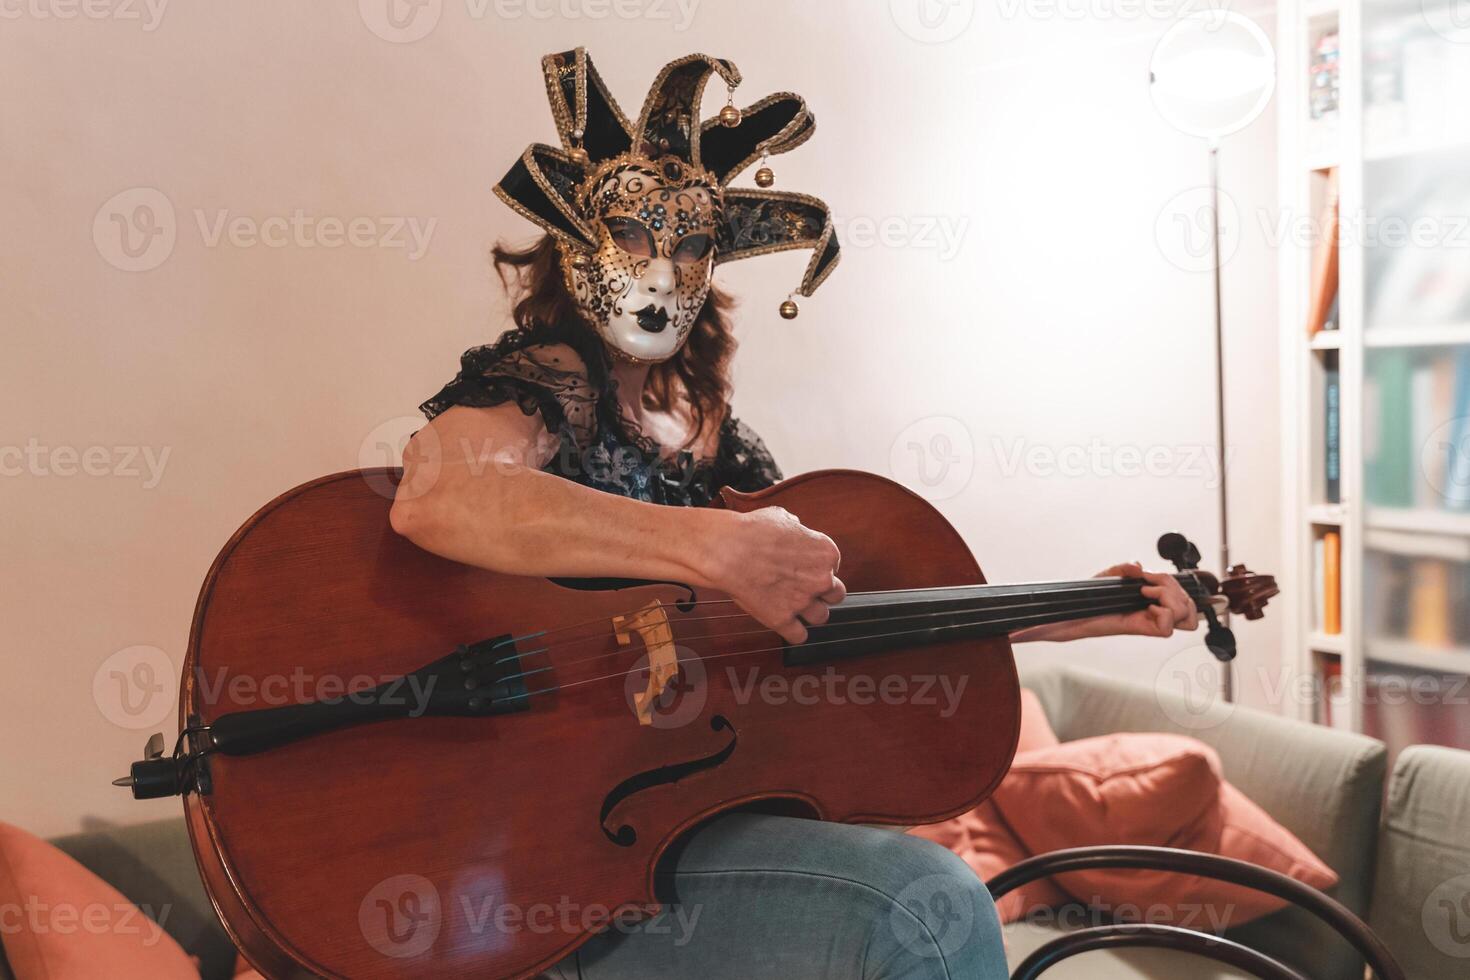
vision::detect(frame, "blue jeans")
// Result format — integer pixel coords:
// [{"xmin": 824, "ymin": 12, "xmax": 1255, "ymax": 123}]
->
[{"xmin": 546, "ymin": 812, "xmax": 1008, "ymax": 979}]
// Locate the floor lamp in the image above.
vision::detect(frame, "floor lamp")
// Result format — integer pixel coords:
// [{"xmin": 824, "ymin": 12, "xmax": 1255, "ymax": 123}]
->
[{"xmin": 1148, "ymin": 11, "xmax": 1276, "ymax": 702}]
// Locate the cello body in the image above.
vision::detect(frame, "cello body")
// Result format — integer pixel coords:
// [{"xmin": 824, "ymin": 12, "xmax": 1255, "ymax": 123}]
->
[{"xmin": 179, "ymin": 468, "xmax": 1021, "ymax": 979}]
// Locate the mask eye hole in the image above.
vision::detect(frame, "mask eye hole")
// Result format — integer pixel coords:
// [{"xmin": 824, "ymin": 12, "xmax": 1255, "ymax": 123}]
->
[
  {"xmin": 672, "ymin": 233, "xmax": 713, "ymax": 264},
  {"xmin": 603, "ymin": 218, "xmax": 656, "ymax": 258}
]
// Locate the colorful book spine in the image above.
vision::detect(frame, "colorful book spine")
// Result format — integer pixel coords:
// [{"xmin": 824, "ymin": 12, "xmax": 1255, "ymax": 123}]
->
[
  {"xmin": 1455, "ymin": 563, "xmax": 1470, "ymax": 645},
  {"xmin": 1325, "ymin": 361, "xmax": 1341, "ymax": 504},
  {"xmin": 1366, "ymin": 350, "xmax": 1414, "ymax": 507},
  {"xmin": 1305, "ymin": 168, "xmax": 1340, "ymax": 337},
  {"xmin": 1313, "ymin": 537, "xmax": 1327, "ymax": 632},
  {"xmin": 1446, "ymin": 348, "xmax": 1470, "ymax": 510},
  {"xmin": 1408, "ymin": 559, "xmax": 1452, "ymax": 647},
  {"xmin": 1323, "ymin": 531, "xmax": 1342, "ymax": 635},
  {"xmin": 1412, "ymin": 363, "xmax": 1435, "ymax": 507}
]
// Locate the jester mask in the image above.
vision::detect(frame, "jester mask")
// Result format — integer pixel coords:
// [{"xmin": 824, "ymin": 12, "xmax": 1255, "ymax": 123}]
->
[{"xmin": 495, "ymin": 49, "xmax": 840, "ymax": 363}]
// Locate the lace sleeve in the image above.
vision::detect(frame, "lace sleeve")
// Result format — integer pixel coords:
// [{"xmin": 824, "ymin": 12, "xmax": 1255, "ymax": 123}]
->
[
  {"xmin": 419, "ymin": 335, "xmax": 598, "ymax": 449},
  {"xmin": 714, "ymin": 416, "xmax": 784, "ymax": 493}
]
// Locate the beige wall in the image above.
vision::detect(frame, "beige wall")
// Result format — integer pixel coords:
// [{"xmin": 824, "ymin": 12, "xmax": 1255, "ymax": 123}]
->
[{"xmin": 2, "ymin": 0, "xmax": 1281, "ymax": 837}]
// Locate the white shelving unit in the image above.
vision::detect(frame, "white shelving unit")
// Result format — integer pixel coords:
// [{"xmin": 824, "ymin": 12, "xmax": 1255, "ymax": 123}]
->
[
  {"xmin": 1366, "ymin": 508, "xmax": 1470, "ymax": 538},
  {"xmin": 1280, "ymin": 0, "xmax": 1361, "ymax": 725},
  {"xmin": 1280, "ymin": 0, "xmax": 1470, "ymax": 751},
  {"xmin": 1366, "ymin": 638, "xmax": 1470, "ymax": 676},
  {"xmin": 1363, "ymin": 323, "xmax": 1470, "ymax": 348},
  {"xmin": 1364, "ymin": 135, "xmax": 1470, "ymax": 163}
]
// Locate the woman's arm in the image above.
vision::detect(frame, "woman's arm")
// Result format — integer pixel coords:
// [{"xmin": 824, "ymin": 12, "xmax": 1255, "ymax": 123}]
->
[{"xmin": 388, "ymin": 403, "xmax": 844, "ymax": 645}]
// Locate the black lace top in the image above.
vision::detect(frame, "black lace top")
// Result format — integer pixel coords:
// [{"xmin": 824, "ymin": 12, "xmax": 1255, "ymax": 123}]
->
[{"xmin": 419, "ymin": 321, "xmax": 782, "ymax": 507}]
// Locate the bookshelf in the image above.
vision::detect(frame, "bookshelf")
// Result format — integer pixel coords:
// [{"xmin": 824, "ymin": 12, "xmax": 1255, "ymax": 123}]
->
[
  {"xmin": 1366, "ymin": 507, "xmax": 1470, "ymax": 537},
  {"xmin": 1280, "ymin": 0, "xmax": 1470, "ymax": 755},
  {"xmin": 1363, "ymin": 323, "xmax": 1470, "ymax": 347}
]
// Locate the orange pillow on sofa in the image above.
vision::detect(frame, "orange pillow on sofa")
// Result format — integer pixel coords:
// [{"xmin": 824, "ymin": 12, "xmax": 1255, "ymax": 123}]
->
[
  {"xmin": 991, "ymin": 733, "xmax": 1339, "ymax": 927},
  {"xmin": 1014, "ymin": 687, "xmax": 1061, "ymax": 754},
  {"xmin": 0, "ymin": 821, "xmax": 199, "ymax": 979}
]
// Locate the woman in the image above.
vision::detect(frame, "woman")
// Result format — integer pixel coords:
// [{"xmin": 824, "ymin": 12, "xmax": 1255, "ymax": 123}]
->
[{"xmin": 391, "ymin": 48, "xmax": 1196, "ymax": 979}]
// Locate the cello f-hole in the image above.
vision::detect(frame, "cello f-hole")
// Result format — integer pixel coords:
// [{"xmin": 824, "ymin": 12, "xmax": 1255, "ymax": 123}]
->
[{"xmin": 599, "ymin": 715, "xmax": 739, "ymax": 847}]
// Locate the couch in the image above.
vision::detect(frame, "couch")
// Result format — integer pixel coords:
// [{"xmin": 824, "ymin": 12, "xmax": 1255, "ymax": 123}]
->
[
  {"xmin": 4, "ymin": 665, "xmax": 1468, "ymax": 979},
  {"xmin": 1010, "ymin": 664, "xmax": 1470, "ymax": 980}
]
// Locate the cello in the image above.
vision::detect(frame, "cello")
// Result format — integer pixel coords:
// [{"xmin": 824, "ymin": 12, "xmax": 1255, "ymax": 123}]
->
[{"xmin": 117, "ymin": 467, "xmax": 1275, "ymax": 979}]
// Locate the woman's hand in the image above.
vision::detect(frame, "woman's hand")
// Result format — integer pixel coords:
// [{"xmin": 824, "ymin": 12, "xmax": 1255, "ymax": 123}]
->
[
  {"xmin": 701, "ymin": 506, "xmax": 846, "ymax": 646},
  {"xmin": 1092, "ymin": 561, "xmax": 1199, "ymax": 638},
  {"xmin": 1012, "ymin": 561, "xmax": 1199, "ymax": 643}
]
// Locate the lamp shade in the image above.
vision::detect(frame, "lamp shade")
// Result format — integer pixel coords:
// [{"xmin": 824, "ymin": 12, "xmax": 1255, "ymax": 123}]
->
[{"xmin": 1149, "ymin": 10, "xmax": 1276, "ymax": 140}]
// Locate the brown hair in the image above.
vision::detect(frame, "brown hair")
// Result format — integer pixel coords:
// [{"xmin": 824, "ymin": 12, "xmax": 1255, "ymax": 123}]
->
[{"xmin": 490, "ymin": 236, "xmax": 736, "ymax": 448}]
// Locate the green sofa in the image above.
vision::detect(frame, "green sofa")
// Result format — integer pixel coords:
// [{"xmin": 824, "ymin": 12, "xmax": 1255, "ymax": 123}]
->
[
  {"xmin": 4, "ymin": 665, "xmax": 1468, "ymax": 979},
  {"xmin": 1008, "ymin": 664, "xmax": 1470, "ymax": 980}
]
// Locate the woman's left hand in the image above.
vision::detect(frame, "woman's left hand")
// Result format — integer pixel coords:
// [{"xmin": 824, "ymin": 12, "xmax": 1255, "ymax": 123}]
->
[
  {"xmin": 1088, "ymin": 561, "xmax": 1198, "ymax": 638},
  {"xmin": 1011, "ymin": 561, "xmax": 1199, "ymax": 643}
]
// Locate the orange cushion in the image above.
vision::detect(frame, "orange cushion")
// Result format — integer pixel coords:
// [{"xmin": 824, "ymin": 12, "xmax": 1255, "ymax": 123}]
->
[
  {"xmin": 1016, "ymin": 688, "xmax": 1060, "ymax": 753},
  {"xmin": 0, "ymin": 821, "xmax": 199, "ymax": 979},
  {"xmin": 996, "ymin": 733, "xmax": 1222, "ymax": 846},
  {"xmin": 992, "ymin": 733, "xmax": 1339, "ymax": 926}
]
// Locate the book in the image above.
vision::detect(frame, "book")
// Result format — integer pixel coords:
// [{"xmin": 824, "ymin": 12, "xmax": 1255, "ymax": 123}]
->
[
  {"xmin": 1323, "ymin": 531, "xmax": 1334, "ymax": 631},
  {"xmin": 1409, "ymin": 683, "xmax": 1470, "ymax": 754},
  {"xmin": 1412, "ymin": 362, "xmax": 1436, "ymax": 507},
  {"xmin": 1447, "ymin": 348, "xmax": 1470, "ymax": 510},
  {"xmin": 1323, "ymin": 531, "xmax": 1342, "ymax": 635},
  {"xmin": 1362, "ymin": 674, "xmax": 1420, "ymax": 757},
  {"xmin": 1309, "ymin": 29, "xmax": 1341, "ymax": 121},
  {"xmin": 1422, "ymin": 356, "xmax": 1457, "ymax": 508},
  {"xmin": 1455, "ymin": 563, "xmax": 1470, "ymax": 645},
  {"xmin": 1325, "ymin": 359, "xmax": 1341, "ymax": 504},
  {"xmin": 1369, "ymin": 175, "xmax": 1470, "ymax": 326},
  {"xmin": 1306, "ymin": 168, "xmax": 1340, "ymax": 337},
  {"xmin": 1319, "ymin": 655, "xmax": 1346, "ymax": 730},
  {"xmin": 1365, "ymin": 350, "xmax": 1415, "ymax": 507},
  {"xmin": 1385, "ymin": 555, "xmax": 1412, "ymax": 637},
  {"xmin": 1408, "ymin": 559, "xmax": 1452, "ymax": 647}
]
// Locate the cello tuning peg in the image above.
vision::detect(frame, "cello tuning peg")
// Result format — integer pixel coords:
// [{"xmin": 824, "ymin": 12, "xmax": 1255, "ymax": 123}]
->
[
  {"xmin": 1156, "ymin": 532, "xmax": 1201, "ymax": 572},
  {"xmin": 1220, "ymin": 565, "xmax": 1279, "ymax": 620},
  {"xmin": 1205, "ymin": 622, "xmax": 1237, "ymax": 662}
]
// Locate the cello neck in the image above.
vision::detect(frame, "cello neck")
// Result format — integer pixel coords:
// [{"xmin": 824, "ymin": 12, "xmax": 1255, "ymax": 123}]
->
[{"xmin": 784, "ymin": 574, "xmax": 1209, "ymax": 665}]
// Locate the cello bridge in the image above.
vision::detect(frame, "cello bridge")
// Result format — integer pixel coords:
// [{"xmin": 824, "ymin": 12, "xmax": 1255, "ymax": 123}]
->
[{"xmin": 612, "ymin": 601, "xmax": 679, "ymax": 727}]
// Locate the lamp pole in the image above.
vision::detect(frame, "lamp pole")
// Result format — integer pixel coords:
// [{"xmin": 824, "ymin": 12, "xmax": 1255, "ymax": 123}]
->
[
  {"xmin": 1149, "ymin": 9, "xmax": 1275, "ymax": 705},
  {"xmin": 1208, "ymin": 138, "xmax": 1234, "ymax": 704}
]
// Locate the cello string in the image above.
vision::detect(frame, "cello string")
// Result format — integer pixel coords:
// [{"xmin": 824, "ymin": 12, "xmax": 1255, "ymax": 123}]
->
[
  {"xmin": 490, "ymin": 598, "xmax": 1152, "ymax": 707},
  {"xmin": 495, "ymin": 575, "xmax": 1213, "ymax": 669},
  {"xmin": 495, "ymin": 588, "xmax": 1171, "ymax": 684},
  {"xmin": 492, "ymin": 599, "xmax": 1150, "ymax": 708},
  {"xmin": 510, "ymin": 582, "xmax": 1192, "ymax": 678},
  {"xmin": 494, "ymin": 577, "xmax": 1212, "ymax": 679},
  {"xmin": 489, "ymin": 573, "xmax": 1212, "ymax": 660},
  {"xmin": 498, "ymin": 584, "xmax": 1212, "ymax": 685}
]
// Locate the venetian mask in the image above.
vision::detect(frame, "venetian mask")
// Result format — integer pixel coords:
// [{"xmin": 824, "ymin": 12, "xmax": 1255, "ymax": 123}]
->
[
  {"xmin": 562, "ymin": 155, "xmax": 721, "ymax": 363},
  {"xmin": 496, "ymin": 49, "xmax": 841, "ymax": 357}
]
